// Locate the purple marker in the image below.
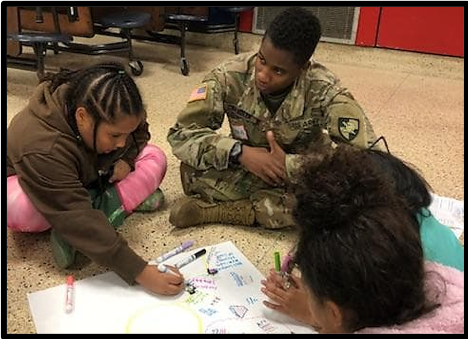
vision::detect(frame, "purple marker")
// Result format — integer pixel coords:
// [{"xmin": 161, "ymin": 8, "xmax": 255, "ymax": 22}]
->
[
  {"xmin": 280, "ymin": 253, "xmax": 293, "ymax": 273},
  {"xmin": 156, "ymin": 241, "xmax": 194, "ymax": 263}
]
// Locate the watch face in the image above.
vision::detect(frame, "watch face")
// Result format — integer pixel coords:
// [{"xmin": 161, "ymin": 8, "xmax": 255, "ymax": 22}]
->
[
  {"xmin": 234, "ymin": 142, "xmax": 242, "ymax": 155},
  {"xmin": 230, "ymin": 142, "xmax": 242, "ymax": 163}
]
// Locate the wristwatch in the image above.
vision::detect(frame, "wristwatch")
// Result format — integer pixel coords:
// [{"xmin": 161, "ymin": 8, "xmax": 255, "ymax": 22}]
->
[{"xmin": 229, "ymin": 141, "xmax": 243, "ymax": 164}]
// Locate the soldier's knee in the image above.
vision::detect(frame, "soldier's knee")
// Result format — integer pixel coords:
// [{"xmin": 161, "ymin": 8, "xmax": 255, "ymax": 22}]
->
[{"xmin": 253, "ymin": 196, "xmax": 296, "ymax": 230}]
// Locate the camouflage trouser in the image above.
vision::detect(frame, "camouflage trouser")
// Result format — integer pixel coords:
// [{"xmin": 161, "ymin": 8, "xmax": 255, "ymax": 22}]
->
[{"xmin": 179, "ymin": 163, "xmax": 296, "ymax": 229}]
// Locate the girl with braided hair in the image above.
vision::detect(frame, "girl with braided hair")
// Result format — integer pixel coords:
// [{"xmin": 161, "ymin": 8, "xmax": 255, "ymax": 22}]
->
[{"xmin": 7, "ymin": 62, "xmax": 184, "ymax": 295}]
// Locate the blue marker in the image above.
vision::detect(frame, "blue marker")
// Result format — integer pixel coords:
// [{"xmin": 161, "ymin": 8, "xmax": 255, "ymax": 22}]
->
[
  {"xmin": 156, "ymin": 241, "xmax": 194, "ymax": 263},
  {"xmin": 175, "ymin": 249, "xmax": 207, "ymax": 269}
]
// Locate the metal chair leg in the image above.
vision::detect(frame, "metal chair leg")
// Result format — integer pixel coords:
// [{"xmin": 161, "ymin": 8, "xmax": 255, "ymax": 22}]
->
[
  {"xmin": 179, "ymin": 21, "xmax": 189, "ymax": 76},
  {"xmin": 33, "ymin": 42, "xmax": 47, "ymax": 80},
  {"xmin": 233, "ymin": 13, "xmax": 240, "ymax": 54}
]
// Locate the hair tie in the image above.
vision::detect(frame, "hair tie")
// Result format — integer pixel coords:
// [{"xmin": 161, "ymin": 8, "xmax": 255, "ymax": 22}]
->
[{"xmin": 118, "ymin": 70, "xmax": 126, "ymax": 75}]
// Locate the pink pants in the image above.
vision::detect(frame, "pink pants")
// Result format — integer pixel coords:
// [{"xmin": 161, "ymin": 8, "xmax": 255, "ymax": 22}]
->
[{"xmin": 7, "ymin": 144, "xmax": 167, "ymax": 232}]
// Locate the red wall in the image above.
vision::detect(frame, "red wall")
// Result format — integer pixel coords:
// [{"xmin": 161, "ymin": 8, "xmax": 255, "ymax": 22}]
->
[
  {"xmin": 356, "ymin": 7, "xmax": 381, "ymax": 46},
  {"xmin": 357, "ymin": 7, "xmax": 464, "ymax": 57},
  {"xmin": 239, "ymin": 8, "xmax": 254, "ymax": 32},
  {"xmin": 376, "ymin": 7, "xmax": 464, "ymax": 57}
]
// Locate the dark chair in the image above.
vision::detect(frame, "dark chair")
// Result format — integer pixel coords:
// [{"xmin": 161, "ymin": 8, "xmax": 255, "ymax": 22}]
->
[
  {"xmin": 6, "ymin": 7, "xmax": 73, "ymax": 80},
  {"xmin": 45, "ymin": 8, "xmax": 151, "ymax": 76},
  {"xmin": 161, "ymin": 11, "xmax": 208, "ymax": 76},
  {"xmin": 93, "ymin": 10, "xmax": 151, "ymax": 76},
  {"xmin": 217, "ymin": 7, "xmax": 253, "ymax": 54}
]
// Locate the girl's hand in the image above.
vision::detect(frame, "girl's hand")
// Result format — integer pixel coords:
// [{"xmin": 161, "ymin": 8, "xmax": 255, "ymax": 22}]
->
[
  {"xmin": 261, "ymin": 269, "xmax": 315, "ymax": 325},
  {"xmin": 135, "ymin": 264, "xmax": 185, "ymax": 295},
  {"xmin": 108, "ymin": 159, "xmax": 131, "ymax": 183}
]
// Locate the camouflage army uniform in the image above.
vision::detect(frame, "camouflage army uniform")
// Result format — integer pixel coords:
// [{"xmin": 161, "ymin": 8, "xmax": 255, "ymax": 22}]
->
[{"xmin": 167, "ymin": 53, "xmax": 378, "ymax": 229}]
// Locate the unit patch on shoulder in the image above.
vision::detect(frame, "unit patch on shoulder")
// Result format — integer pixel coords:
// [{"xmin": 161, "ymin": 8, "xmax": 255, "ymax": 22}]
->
[
  {"xmin": 338, "ymin": 117, "xmax": 359, "ymax": 141},
  {"xmin": 188, "ymin": 85, "xmax": 207, "ymax": 103}
]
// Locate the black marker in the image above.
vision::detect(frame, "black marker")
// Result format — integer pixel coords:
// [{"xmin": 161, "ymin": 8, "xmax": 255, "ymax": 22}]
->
[{"xmin": 175, "ymin": 249, "xmax": 207, "ymax": 269}]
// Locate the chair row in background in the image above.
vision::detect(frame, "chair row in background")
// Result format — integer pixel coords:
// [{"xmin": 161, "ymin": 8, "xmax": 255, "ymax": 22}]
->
[{"xmin": 6, "ymin": 6, "xmax": 253, "ymax": 79}]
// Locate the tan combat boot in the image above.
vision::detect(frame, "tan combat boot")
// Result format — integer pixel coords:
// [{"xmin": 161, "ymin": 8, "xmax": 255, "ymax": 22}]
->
[{"xmin": 169, "ymin": 197, "xmax": 255, "ymax": 228}]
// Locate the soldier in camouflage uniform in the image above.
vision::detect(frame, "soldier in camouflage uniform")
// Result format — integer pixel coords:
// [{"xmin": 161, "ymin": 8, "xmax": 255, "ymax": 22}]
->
[{"xmin": 167, "ymin": 7, "xmax": 379, "ymax": 229}]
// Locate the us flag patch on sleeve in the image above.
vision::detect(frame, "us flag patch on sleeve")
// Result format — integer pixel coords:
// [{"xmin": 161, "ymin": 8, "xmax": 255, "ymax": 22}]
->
[{"xmin": 188, "ymin": 85, "xmax": 207, "ymax": 103}]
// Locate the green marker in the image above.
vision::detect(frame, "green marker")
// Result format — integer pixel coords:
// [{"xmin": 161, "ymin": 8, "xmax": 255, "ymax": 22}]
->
[{"xmin": 274, "ymin": 251, "xmax": 281, "ymax": 272}]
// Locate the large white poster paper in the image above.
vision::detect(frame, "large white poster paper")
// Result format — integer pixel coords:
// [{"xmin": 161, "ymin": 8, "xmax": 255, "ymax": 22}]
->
[{"xmin": 28, "ymin": 241, "xmax": 316, "ymax": 334}]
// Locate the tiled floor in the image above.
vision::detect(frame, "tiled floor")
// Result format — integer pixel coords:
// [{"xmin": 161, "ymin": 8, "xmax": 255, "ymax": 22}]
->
[{"xmin": 5, "ymin": 32, "xmax": 464, "ymax": 333}]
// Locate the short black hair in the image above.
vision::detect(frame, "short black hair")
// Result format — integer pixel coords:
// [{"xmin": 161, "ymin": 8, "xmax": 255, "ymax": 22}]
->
[{"xmin": 265, "ymin": 7, "xmax": 322, "ymax": 66}]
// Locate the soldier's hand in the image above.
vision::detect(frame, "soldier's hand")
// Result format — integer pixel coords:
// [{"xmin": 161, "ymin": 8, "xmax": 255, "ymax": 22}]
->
[
  {"xmin": 239, "ymin": 132, "xmax": 286, "ymax": 186},
  {"xmin": 266, "ymin": 131, "xmax": 286, "ymax": 176}
]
